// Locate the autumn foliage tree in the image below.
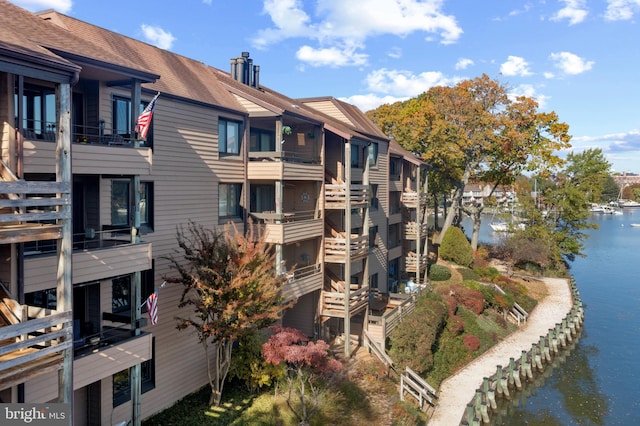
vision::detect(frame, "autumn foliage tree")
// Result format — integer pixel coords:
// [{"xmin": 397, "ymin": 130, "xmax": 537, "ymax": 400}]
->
[
  {"xmin": 262, "ymin": 326, "xmax": 342, "ymax": 426},
  {"xmin": 166, "ymin": 221, "xmax": 292, "ymax": 406},
  {"xmin": 367, "ymin": 74, "xmax": 571, "ymax": 251}
]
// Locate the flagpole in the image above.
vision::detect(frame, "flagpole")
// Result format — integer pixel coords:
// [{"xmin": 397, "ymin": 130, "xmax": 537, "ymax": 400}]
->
[{"xmin": 140, "ymin": 281, "xmax": 166, "ymax": 308}]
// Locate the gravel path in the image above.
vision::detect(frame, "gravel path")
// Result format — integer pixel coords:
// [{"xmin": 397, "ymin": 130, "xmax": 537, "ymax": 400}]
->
[{"xmin": 428, "ymin": 276, "xmax": 573, "ymax": 425}]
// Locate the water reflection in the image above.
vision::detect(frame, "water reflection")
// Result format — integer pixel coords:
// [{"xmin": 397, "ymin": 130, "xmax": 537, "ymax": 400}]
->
[{"xmin": 489, "ymin": 328, "xmax": 608, "ymax": 425}]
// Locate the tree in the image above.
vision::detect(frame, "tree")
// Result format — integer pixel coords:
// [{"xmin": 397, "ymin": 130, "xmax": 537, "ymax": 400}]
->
[
  {"xmin": 564, "ymin": 148, "xmax": 611, "ymax": 204},
  {"xmin": 262, "ymin": 326, "xmax": 342, "ymax": 426},
  {"xmin": 165, "ymin": 221, "xmax": 292, "ymax": 406},
  {"xmin": 367, "ymin": 74, "xmax": 571, "ymax": 251},
  {"xmin": 600, "ymin": 175, "xmax": 620, "ymax": 203}
]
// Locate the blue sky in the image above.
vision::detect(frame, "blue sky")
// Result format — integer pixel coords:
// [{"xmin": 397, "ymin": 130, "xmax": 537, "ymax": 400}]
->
[{"xmin": 10, "ymin": 0, "xmax": 640, "ymax": 173}]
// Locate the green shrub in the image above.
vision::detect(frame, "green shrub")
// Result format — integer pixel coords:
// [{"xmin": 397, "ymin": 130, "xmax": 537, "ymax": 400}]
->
[
  {"xmin": 439, "ymin": 226, "xmax": 473, "ymax": 267},
  {"xmin": 429, "ymin": 264, "xmax": 452, "ymax": 281},
  {"xmin": 388, "ymin": 293, "xmax": 447, "ymax": 375},
  {"xmin": 473, "ymin": 266, "xmax": 500, "ymax": 282},
  {"xmin": 458, "ymin": 267, "xmax": 479, "ymax": 281}
]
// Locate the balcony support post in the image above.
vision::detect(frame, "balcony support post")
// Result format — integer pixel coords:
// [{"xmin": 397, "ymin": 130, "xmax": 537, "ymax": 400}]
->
[
  {"xmin": 343, "ymin": 141, "xmax": 352, "ymax": 356},
  {"xmin": 130, "ymin": 79, "xmax": 143, "ymax": 426},
  {"xmin": 55, "ymin": 81, "xmax": 73, "ymax": 421}
]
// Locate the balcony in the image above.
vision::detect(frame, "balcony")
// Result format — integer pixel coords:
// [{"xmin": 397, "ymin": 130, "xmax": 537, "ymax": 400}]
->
[
  {"xmin": 250, "ymin": 211, "xmax": 323, "ymax": 244},
  {"xmin": 401, "ymin": 192, "xmax": 427, "ymax": 208},
  {"xmin": 24, "ymin": 232, "xmax": 152, "ymax": 290},
  {"xmin": 0, "ymin": 181, "xmax": 70, "ymax": 245},
  {"xmin": 248, "ymin": 152, "xmax": 323, "ymax": 181},
  {"xmin": 324, "ymin": 234, "xmax": 368, "ymax": 263},
  {"xmin": 404, "ymin": 222, "xmax": 428, "ymax": 240},
  {"xmin": 321, "ymin": 286, "xmax": 369, "ymax": 318},
  {"xmin": 0, "ymin": 306, "xmax": 72, "ymax": 391},
  {"xmin": 405, "ymin": 252, "xmax": 428, "ymax": 273},
  {"xmin": 24, "ymin": 140, "xmax": 152, "ymax": 176},
  {"xmin": 281, "ymin": 264, "xmax": 323, "ymax": 302},
  {"xmin": 73, "ymin": 328, "xmax": 152, "ymax": 390},
  {"xmin": 324, "ymin": 184, "xmax": 368, "ymax": 209}
]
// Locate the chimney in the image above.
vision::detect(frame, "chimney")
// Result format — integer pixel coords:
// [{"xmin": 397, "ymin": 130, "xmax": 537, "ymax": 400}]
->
[
  {"xmin": 230, "ymin": 58, "xmax": 237, "ymax": 80},
  {"xmin": 252, "ymin": 65, "xmax": 260, "ymax": 89},
  {"xmin": 236, "ymin": 56, "xmax": 245, "ymax": 83}
]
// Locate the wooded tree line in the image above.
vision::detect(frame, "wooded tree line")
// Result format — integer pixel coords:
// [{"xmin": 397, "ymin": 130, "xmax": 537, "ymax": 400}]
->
[{"xmin": 366, "ymin": 73, "xmax": 614, "ymax": 270}]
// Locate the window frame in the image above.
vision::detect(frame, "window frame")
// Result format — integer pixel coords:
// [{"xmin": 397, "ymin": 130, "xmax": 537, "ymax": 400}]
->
[
  {"xmin": 111, "ymin": 180, "xmax": 130, "ymax": 227},
  {"xmin": 139, "ymin": 181, "xmax": 154, "ymax": 233},
  {"xmin": 249, "ymin": 128, "xmax": 275, "ymax": 152},
  {"xmin": 219, "ymin": 118, "xmax": 242, "ymax": 155},
  {"xmin": 112, "ymin": 95, "xmax": 153, "ymax": 147},
  {"xmin": 219, "ymin": 183, "xmax": 242, "ymax": 220}
]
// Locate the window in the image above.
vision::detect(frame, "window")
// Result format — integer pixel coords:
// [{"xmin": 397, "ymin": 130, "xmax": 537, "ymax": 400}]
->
[
  {"xmin": 113, "ymin": 96, "xmax": 153, "ymax": 146},
  {"xmin": 219, "ymin": 183, "xmax": 242, "ymax": 219},
  {"xmin": 369, "ymin": 273, "xmax": 379, "ymax": 289},
  {"xmin": 140, "ymin": 182, "xmax": 154, "ymax": 232},
  {"xmin": 111, "ymin": 180, "xmax": 130, "ymax": 227},
  {"xmin": 219, "ymin": 118, "xmax": 241, "ymax": 155},
  {"xmin": 390, "ymin": 158, "xmax": 401, "ymax": 180},
  {"xmin": 112, "ymin": 270, "xmax": 154, "ymax": 318},
  {"xmin": 389, "ymin": 223, "xmax": 402, "ymax": 248},
  {"xmin": 112, "ymin": 339, "xmax": 155, "ymax": 407},
  {"xmin": 112, "ymin": 276, "xmax": 131, "ymax": 314},
  {"xmin": 25, "ymin": 288, "xmax": 57, "ymax": 310},
  {"xmin": 15, "ymin": 84, "xmax": 56, "ymax": 139},
  {"xmin": 250, "ymin": 184, "xmax": 275, "ymax": 212},
  {"xmin": 250, "ymin": 128, "xmax": 275, "ymax": 152},
  {"xmin": 370, "ymin": 184, "xmax": 379, "ymax": 211},
  {"xmin": 350, "ymin": 145, "xmax": 362, "ymax": 168},
  {"xmin": 368, "ymin": 142, "xmax": 378, "ymax": 166},
  {"xmin": 369, "ymin": 225, "xmax": 378, "ymax": 249}
]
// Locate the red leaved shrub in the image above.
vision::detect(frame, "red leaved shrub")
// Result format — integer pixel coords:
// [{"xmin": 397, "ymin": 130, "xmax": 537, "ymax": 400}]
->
[
  {"xmin": 463, "ymin": 334, "xmax": 481, "ymax": 351},
  {"xmin": 450, "ymin": 284, "xmax": 485, "ymax": 315}
]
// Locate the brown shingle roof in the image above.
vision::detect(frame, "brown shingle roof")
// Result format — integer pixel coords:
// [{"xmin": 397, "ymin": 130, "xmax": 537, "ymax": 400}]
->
[
  {"xmin": 213, "ymin": 66, "xmax": 387, "ymax": 143},
  {"xmin": 0, "ymin": 1, "xmax": 244, "ymax": 112}
]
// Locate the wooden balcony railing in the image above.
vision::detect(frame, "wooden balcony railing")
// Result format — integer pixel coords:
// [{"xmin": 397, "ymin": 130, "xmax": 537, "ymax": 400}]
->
[
  {"xmin": 405, "ymin": 252, "xmax": 428, "ymax": 272},
  {"xmin": 401, "ymin": 191, "xmax": 427, "ymax": 208},
  {"xmin": 324, "ymin": 234, "xmax": 369, "ymax": 263},
  {"xmin": 0, "ymin": 308, "xmax": 72, "ymax": 389},
  {"xmin": 324, "ymin": 184, "xmax": 368, "ymax": 209},
  {"xmin": 404, "ymin": 222, "xmax": 428, "ymax": 239},
  {"xmin": 0, "ymin": 181, "xmax": 70, "ymax": 245},
  {"xmin": 281, "ymin": 263, "xmax": 323, "ymax": 301},
  {"xmin": 321, "ymin": 286, "xmax": 369, "ymax": 317}
]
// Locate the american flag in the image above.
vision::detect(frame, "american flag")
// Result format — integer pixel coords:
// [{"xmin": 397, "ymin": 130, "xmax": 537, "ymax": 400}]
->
[
  {"xmin": 135, "ymin": 92, "xmax": 160, "ymax": 139},
  {"xmin": 145, "ymin": 290, "xmax": 159, "ymax": 325}
]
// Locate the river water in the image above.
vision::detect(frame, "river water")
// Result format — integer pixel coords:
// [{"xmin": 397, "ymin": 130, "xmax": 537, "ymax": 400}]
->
[{"xmin": 460, "ymin": 209, "xmax": 640, "ymax": 425}]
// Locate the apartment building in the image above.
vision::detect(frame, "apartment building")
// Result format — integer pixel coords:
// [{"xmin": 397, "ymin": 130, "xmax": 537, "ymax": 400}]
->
[{"xmin": 0, "ymin": 2, "xmax": 427, "ymax": 424}]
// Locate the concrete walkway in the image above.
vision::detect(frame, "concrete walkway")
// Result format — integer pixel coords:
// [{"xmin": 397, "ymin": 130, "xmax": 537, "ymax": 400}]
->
[{"xmin": 428, "ymin": 276, "xmax": 573, "ymax": 425}]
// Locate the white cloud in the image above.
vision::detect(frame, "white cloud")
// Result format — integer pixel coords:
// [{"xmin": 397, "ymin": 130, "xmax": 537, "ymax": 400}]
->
[
  {"xmin": 604, "ymin": 0, "xmax": 640, "ymax": 20},
  {"xmin": 365, "ymin": 68, "xmax": 460, "ymax": 97},
  {"xmin": 339, "ymin": 93, "xmax": 409, "ymax": 113},
  {"xmin": 253, "ymin": 0, "xmax": 463, "ymax": 67},
  {"xmin": 10, "ymin": 0, "xmax": 72, "ymax": 13},
  {"xmin": 500, "ymin": 56, "xmax": 533, "ymax": 77},
  {"xmin": 573, "ymin": 130, "xmax": 640, "ymax": 153},
  {"xmin": 544, "ymin": 71, "xmax": 555, "ymax": 79},
  {"xmin": 202, "ymin": 0, "xmax": 212, "ymax": 4},
  {"xmin": 508, "ymin": 84, "xmax": 550, "ymax": 109},
  {"xmin": 296, "ymin": 45, "xmax": 368, "ymax": 67},
  {"xmin": 387, "ymin": 47, "xmax": 402, "ymax": 59},
  {"xmin": 140, "ymin": 24, "xmax": 176, "ymax": 50},
  {"xmin": 551, "ymin": 0, "xmax": 588, "ymax": 25},
  {"xmin": 549, "ymin": 51, "xmax": 594, "ymax": 75},
  {"xmin": 455, "ymin": 58, "xmax": 474, "ymax": 70}
]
